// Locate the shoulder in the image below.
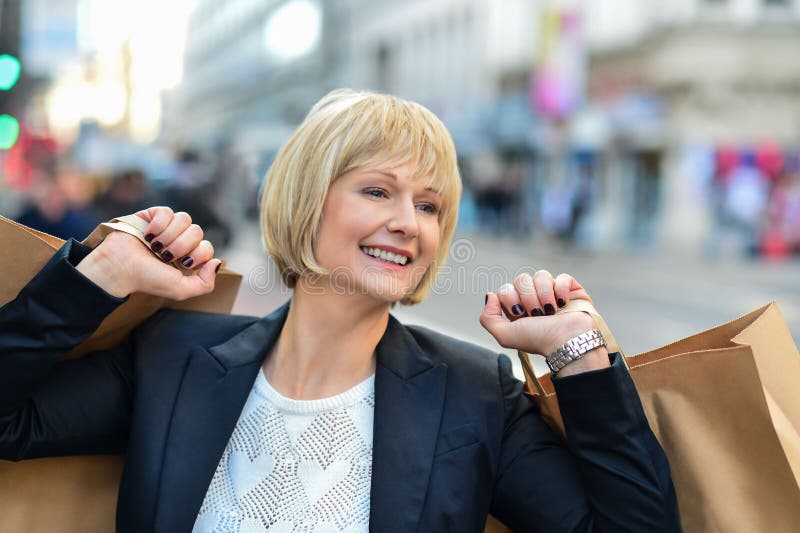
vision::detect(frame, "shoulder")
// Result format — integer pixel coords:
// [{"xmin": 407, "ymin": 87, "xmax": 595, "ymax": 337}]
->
[
  {"xmin": 133, "ymin": 308, "xmax": 260, "ymax": 350},
  {"xmin": 403, "ymin": 323, "xmax": 507, "ymax": 382}
]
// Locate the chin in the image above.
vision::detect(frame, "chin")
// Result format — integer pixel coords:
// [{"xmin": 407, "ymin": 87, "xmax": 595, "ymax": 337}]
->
[{"xmin": 360, "ymin": 281, "xmax": 414, "ymax": 304}]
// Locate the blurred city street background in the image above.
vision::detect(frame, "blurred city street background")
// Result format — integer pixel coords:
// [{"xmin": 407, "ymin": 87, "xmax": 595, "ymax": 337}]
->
[{"xmin": 1, "ymin": 0, "xmax": 799, "ymax": 375}]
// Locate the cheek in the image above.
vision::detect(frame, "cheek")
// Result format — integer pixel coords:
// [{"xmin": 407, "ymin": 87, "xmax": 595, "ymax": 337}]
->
[{"xmin": 418, "ymin": 227, "xmax": 441, "ymax": 267}]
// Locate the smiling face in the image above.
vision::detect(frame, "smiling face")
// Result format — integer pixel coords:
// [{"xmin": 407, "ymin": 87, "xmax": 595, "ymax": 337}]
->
[
  {"xmin": 260, "ymin": 89, "xmax": 462, "ymax": 305},
  {"xmin": 307, "ymin": 161, "xmax": 442, "ymax": 304}
]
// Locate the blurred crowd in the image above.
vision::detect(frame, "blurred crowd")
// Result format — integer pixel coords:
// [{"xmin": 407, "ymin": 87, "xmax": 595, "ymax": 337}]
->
[
  {"xmin": 707, "ymin": 143, "xmax": 800, "ymax": 260},
  {"xmin": 5, "ymin": 158, "xmax": 234, "ymax": 249},
  {"xmin": 4, "ymin": 140, "xmax": 800, "ymax": 262}
]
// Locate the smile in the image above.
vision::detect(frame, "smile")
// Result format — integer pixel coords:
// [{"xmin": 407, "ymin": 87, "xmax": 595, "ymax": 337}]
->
[{"xmin": 360, "ymin": 246, "xmax": 409, "ymax": 266}]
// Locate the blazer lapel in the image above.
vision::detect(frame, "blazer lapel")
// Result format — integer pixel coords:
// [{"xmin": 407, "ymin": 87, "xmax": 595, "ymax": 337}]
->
[
  {"xmin": 370, "ymin": 315, "xmax": 448, "ymax": 532},
  {"xmin": 152, "ymin": 301, "xmax": 291, "ymax": 532}
]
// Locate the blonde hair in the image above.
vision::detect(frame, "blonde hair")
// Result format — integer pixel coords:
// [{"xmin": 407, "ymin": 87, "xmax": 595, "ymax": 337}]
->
[{"xmin": 260, "ymin": 88, "xmax": 462, "ymax": 306}]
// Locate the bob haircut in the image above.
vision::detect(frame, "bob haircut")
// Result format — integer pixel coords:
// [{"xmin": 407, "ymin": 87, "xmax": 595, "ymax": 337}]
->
[{"xmin": 260, "ymin": 88, "xmax": 462, "ymax": 306}]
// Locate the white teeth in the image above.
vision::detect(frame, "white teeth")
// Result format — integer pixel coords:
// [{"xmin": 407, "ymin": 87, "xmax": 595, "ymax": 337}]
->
[{"xmin": 361, "ymin": 247, "xmax": 408, "ymax": 265}]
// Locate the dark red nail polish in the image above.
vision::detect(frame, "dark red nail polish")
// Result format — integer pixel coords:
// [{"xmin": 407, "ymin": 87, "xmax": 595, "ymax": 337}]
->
[
  {"xmin": 151, "ymin": 241, "xmax": 163, "ymax": 252},
  {"xmin": 544, "ymin": 303, "xmax": 555, "ymax": 316},
  {"xmin": 532, "ymin": 308, "xmax": 544, "ymax": 317},
  {"xmin": 511, "ymin": 304, "xmax": 524, "ymax": 316},
  {"xmin": 215, "ymin": 263, "xmax": 221, "ymax": 273},
  {"xmin": 145, "ymin": 233, "xmax": 155, "ymax": 242},
  {"xmin": 181, "ymin": 256, "xmax": 194, "ymax": 268},
  {"xmin": 161, "ymin": 251, "xmax": 174, "ymax": 262},
  {"xmin": 557, "ymin": 298, "xmax": 566, "ymax": 308},
  {"xmin": 484, "ymin": 293, "xmax": 488, "ymax": 305}
]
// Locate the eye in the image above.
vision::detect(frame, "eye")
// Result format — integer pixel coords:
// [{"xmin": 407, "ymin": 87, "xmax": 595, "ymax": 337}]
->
[
  {"xmin": 363, "ymin": 188, "xmax": 388, "ymax": 199},
  {"xmin": 417, "ymin": 203, "xmax": 440, "ymax": 215}
]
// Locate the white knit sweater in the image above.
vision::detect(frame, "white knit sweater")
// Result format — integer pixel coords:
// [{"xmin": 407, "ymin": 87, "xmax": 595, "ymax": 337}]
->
[{"xmin": 193, "ymin": 370, "xmax": 375, "ymax": 533}]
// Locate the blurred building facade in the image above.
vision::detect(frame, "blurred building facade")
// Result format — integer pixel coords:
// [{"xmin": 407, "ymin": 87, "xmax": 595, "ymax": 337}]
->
[
  {"xmin": 584, "ymin": 0, "xmax": 800, "ymax": 249},
  {"xmin": 159, "ymin": 0, "xmax": 800, "ymax": 253},
  {"xmin": 163, "ymin": 0, "xmax": 540, "ymax": 231}
]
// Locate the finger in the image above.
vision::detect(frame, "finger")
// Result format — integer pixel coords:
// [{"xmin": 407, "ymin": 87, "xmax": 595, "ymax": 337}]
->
[
  {"xmin": 479, "ymin": 292, "xmax": 515, "ymax": 348},
  {"xmin": 532, "ymin": 269, "xmax": 557, "ymax": 315},
  {"xmin": 497, "ymin": 283, "xmax": 526, "ymax": 320},
  {"xmin": 150, "ymin": 211, "xmax": 192, "ymax": 256},
  {"xmin": 513, "ymin": 272, "xmax": 544, "ymax": 317},
  {"xmin": 552, "ymin": 273, "xmax": 593, "ymax": 306},
  {"xmin": 568, "ymin": 288, "xmax": 592, "ymax": 302},
  {"xmin": 137, "ymin": 206, "xmax": 174, "ymax": 241},
  {"xmin": 178, "ymin": 239, "xmax": 214, "ymax": 269},
  {"xmin": 173, "ymin": 259, "xmax": 223, "ymax": 300},
  {"xmin": 554, "ymin": 273, "xmax": 573, "ymax": 308},
  {"xmin": 162, "ymin": 224, "xmax": 204, "ymax": 264}
]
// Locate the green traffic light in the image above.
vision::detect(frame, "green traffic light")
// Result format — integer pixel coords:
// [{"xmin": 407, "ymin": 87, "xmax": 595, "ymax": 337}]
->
[
  {"xmin": 0, "ymin": 114, "xmax": 19, "ymax": 149},
  {"xmin": 0, "ymin": 54, "xmax": 21, "ymax": 90}
]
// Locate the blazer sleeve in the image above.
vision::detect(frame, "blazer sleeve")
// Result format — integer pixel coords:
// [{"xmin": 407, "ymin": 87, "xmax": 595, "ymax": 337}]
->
[
  {"xmin": 489, "ymin": 353, "xmax": 681, "ymax": 532},
  {"xmin": 0, "ymin": 239, "xmax": 136, "ymax": 460}
]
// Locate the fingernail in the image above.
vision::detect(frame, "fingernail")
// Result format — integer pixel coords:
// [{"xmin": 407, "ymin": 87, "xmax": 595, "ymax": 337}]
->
[
  {"xmin": 532, "ymin": 308, "xmax": 544, "ymax": 317},
  {"xmin": 544, "ymin": 303, "xmax": 555, "ymax": 316},
  {"xmin": 557, "ymin": 298, "xmax": 566, "ymax": 308},
  {"xmin": 180, "ymin": 256, "xmax": 194, "ymax": 268},
  {"xmin": 145, "ymin": 233, "xmax": 155, "ymax": 242},
  {"xmin": 511, "ymin": 304, "xmax": 524, "ymax": 316},
  {"xmin": 151, "ymin": 241, "xmax": 163, "ymax": 252},
  {"xmin": 215, "ymin": 262, "xmax": 222, "ymax": 273},
  {"xmin": 161, "ymin": 250, "xmax": 174, "ymax": 262},
  {"xmin": 484, "ymin": 293, "xmax": 488, "ymax": 305}
]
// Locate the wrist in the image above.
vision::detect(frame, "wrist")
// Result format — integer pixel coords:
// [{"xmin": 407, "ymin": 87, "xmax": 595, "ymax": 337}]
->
[
  {"xmin": 554, "ymin": 348, "xmax": 610, "ymax": 377},
  {"xmin": 75, "ymin": 242, "xmax": 135, "ymax": 298},
  {"xmin": 545, "ymin": 313, "xmax": 611, "ymax": 377},
  {"xmin": 542, "ymin": 312, "xmax": 597, "ymax": 355}
]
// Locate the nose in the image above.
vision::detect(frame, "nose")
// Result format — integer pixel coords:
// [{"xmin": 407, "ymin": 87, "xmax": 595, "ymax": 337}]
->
[{"xmin": 386, "ymin": 197, "xmax": 419, "ymax": 239}]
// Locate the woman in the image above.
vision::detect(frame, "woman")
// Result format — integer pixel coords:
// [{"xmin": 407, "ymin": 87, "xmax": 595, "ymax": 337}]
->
[{"xmin": 0, "ymin": 90, "xmax": 680, "ymax": 532}]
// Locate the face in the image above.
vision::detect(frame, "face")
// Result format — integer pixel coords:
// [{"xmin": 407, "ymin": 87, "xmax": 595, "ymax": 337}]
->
[{"xmin": 308, "ymin": 161, "xmax": 443, "ymax": 304}]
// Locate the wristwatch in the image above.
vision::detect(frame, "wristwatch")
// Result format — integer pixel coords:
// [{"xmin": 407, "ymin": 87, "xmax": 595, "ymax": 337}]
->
[{"xmin": 546, "ymin": 328, "xmax": 607, "ymax": 375}]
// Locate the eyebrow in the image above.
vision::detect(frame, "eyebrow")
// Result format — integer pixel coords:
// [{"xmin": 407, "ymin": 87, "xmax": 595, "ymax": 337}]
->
[{"xmin": 370, "ymin": 170, "xmax": 442, "ymax": 195}]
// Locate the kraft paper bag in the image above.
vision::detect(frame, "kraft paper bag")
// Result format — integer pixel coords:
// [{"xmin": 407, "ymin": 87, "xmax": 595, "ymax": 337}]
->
[
  {"xmin": 519, "ymin": 300, "xmax": 800, "ymax": 533},
  {"xmin": 0, "ymin": 214, "xmax": 243, "ymax": 532}
]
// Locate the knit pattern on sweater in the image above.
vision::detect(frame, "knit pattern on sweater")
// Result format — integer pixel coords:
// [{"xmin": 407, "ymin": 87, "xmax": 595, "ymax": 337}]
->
[{"xmin": 193, "ymin": 370, "xmax": 375, "ymax": 533}]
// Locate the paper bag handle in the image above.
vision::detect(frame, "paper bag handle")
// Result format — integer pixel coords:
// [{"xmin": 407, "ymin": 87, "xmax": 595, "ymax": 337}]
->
[{"xmin": 82, "ymin": 214, "xmax": 230, "ymax": 273}]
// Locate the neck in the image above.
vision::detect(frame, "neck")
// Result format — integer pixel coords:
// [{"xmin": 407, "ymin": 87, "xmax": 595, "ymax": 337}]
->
[{"xmin": 263, "ymin": 281, "xmax": 389, "ymax": 400}]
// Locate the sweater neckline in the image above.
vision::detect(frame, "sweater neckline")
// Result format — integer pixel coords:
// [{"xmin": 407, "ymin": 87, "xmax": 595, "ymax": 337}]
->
[{"xmin": 255, "ymin": 369, "xmax": 375, "ymax": 414}]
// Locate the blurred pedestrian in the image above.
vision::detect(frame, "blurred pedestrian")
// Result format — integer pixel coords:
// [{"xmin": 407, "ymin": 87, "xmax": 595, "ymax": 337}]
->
[
  {"xmin": 93, "ymin": 169, "xmax": 157, "ymax": 223},
  {"xmin": 15, "ymin": 171, "xmax": 96, "ymax": 241},
  {"xmin": 724, "ymin": 152, "xmax": 769, "ymax": 257}
]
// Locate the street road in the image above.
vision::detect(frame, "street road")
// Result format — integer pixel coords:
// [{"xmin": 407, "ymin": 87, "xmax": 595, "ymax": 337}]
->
[{"xmin": 224, "ymin": 222, "xmax": 800, "ymax": 377}]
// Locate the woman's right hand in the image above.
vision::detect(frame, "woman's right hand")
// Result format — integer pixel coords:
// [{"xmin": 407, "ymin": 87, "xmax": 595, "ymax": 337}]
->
[{"xmin": 76, "ymin": 206, "xmax": 223, "ymax": 300}]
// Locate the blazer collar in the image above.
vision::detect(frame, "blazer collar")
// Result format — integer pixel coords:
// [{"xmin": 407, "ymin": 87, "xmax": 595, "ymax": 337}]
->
[
  {"xmin": 152, "ymin": 300, "xmax": 447, "ymax": 533},
  {"xmin": 207, "ymin": 300, "xmax": 291, "ymax": 369}
]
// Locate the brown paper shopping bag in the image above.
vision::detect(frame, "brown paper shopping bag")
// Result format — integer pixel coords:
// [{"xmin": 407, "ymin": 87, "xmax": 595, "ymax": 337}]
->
[
  {"xmin": 519, "ymin": 300, "xmax": 800, "ymax": 533},
  {"xmin": 0, "ymin": 214, "xmax": 243, "ymax": 532}
]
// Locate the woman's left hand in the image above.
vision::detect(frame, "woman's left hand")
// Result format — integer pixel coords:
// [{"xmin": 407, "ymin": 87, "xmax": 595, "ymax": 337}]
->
[{"xmin": 479, "ymin": 270, "xmax": 607, "ymax": 363}]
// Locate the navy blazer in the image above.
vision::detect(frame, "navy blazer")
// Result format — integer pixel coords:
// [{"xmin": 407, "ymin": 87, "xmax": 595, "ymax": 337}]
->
[{"xmin": 0, "ymin": 240, "xmax": 680, "ymax": 532}]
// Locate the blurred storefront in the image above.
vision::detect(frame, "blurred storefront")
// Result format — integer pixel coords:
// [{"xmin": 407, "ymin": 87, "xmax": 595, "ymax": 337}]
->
[{"xmin": 585, "ymin": 0, "xmax": 800, "ymax": 251}]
